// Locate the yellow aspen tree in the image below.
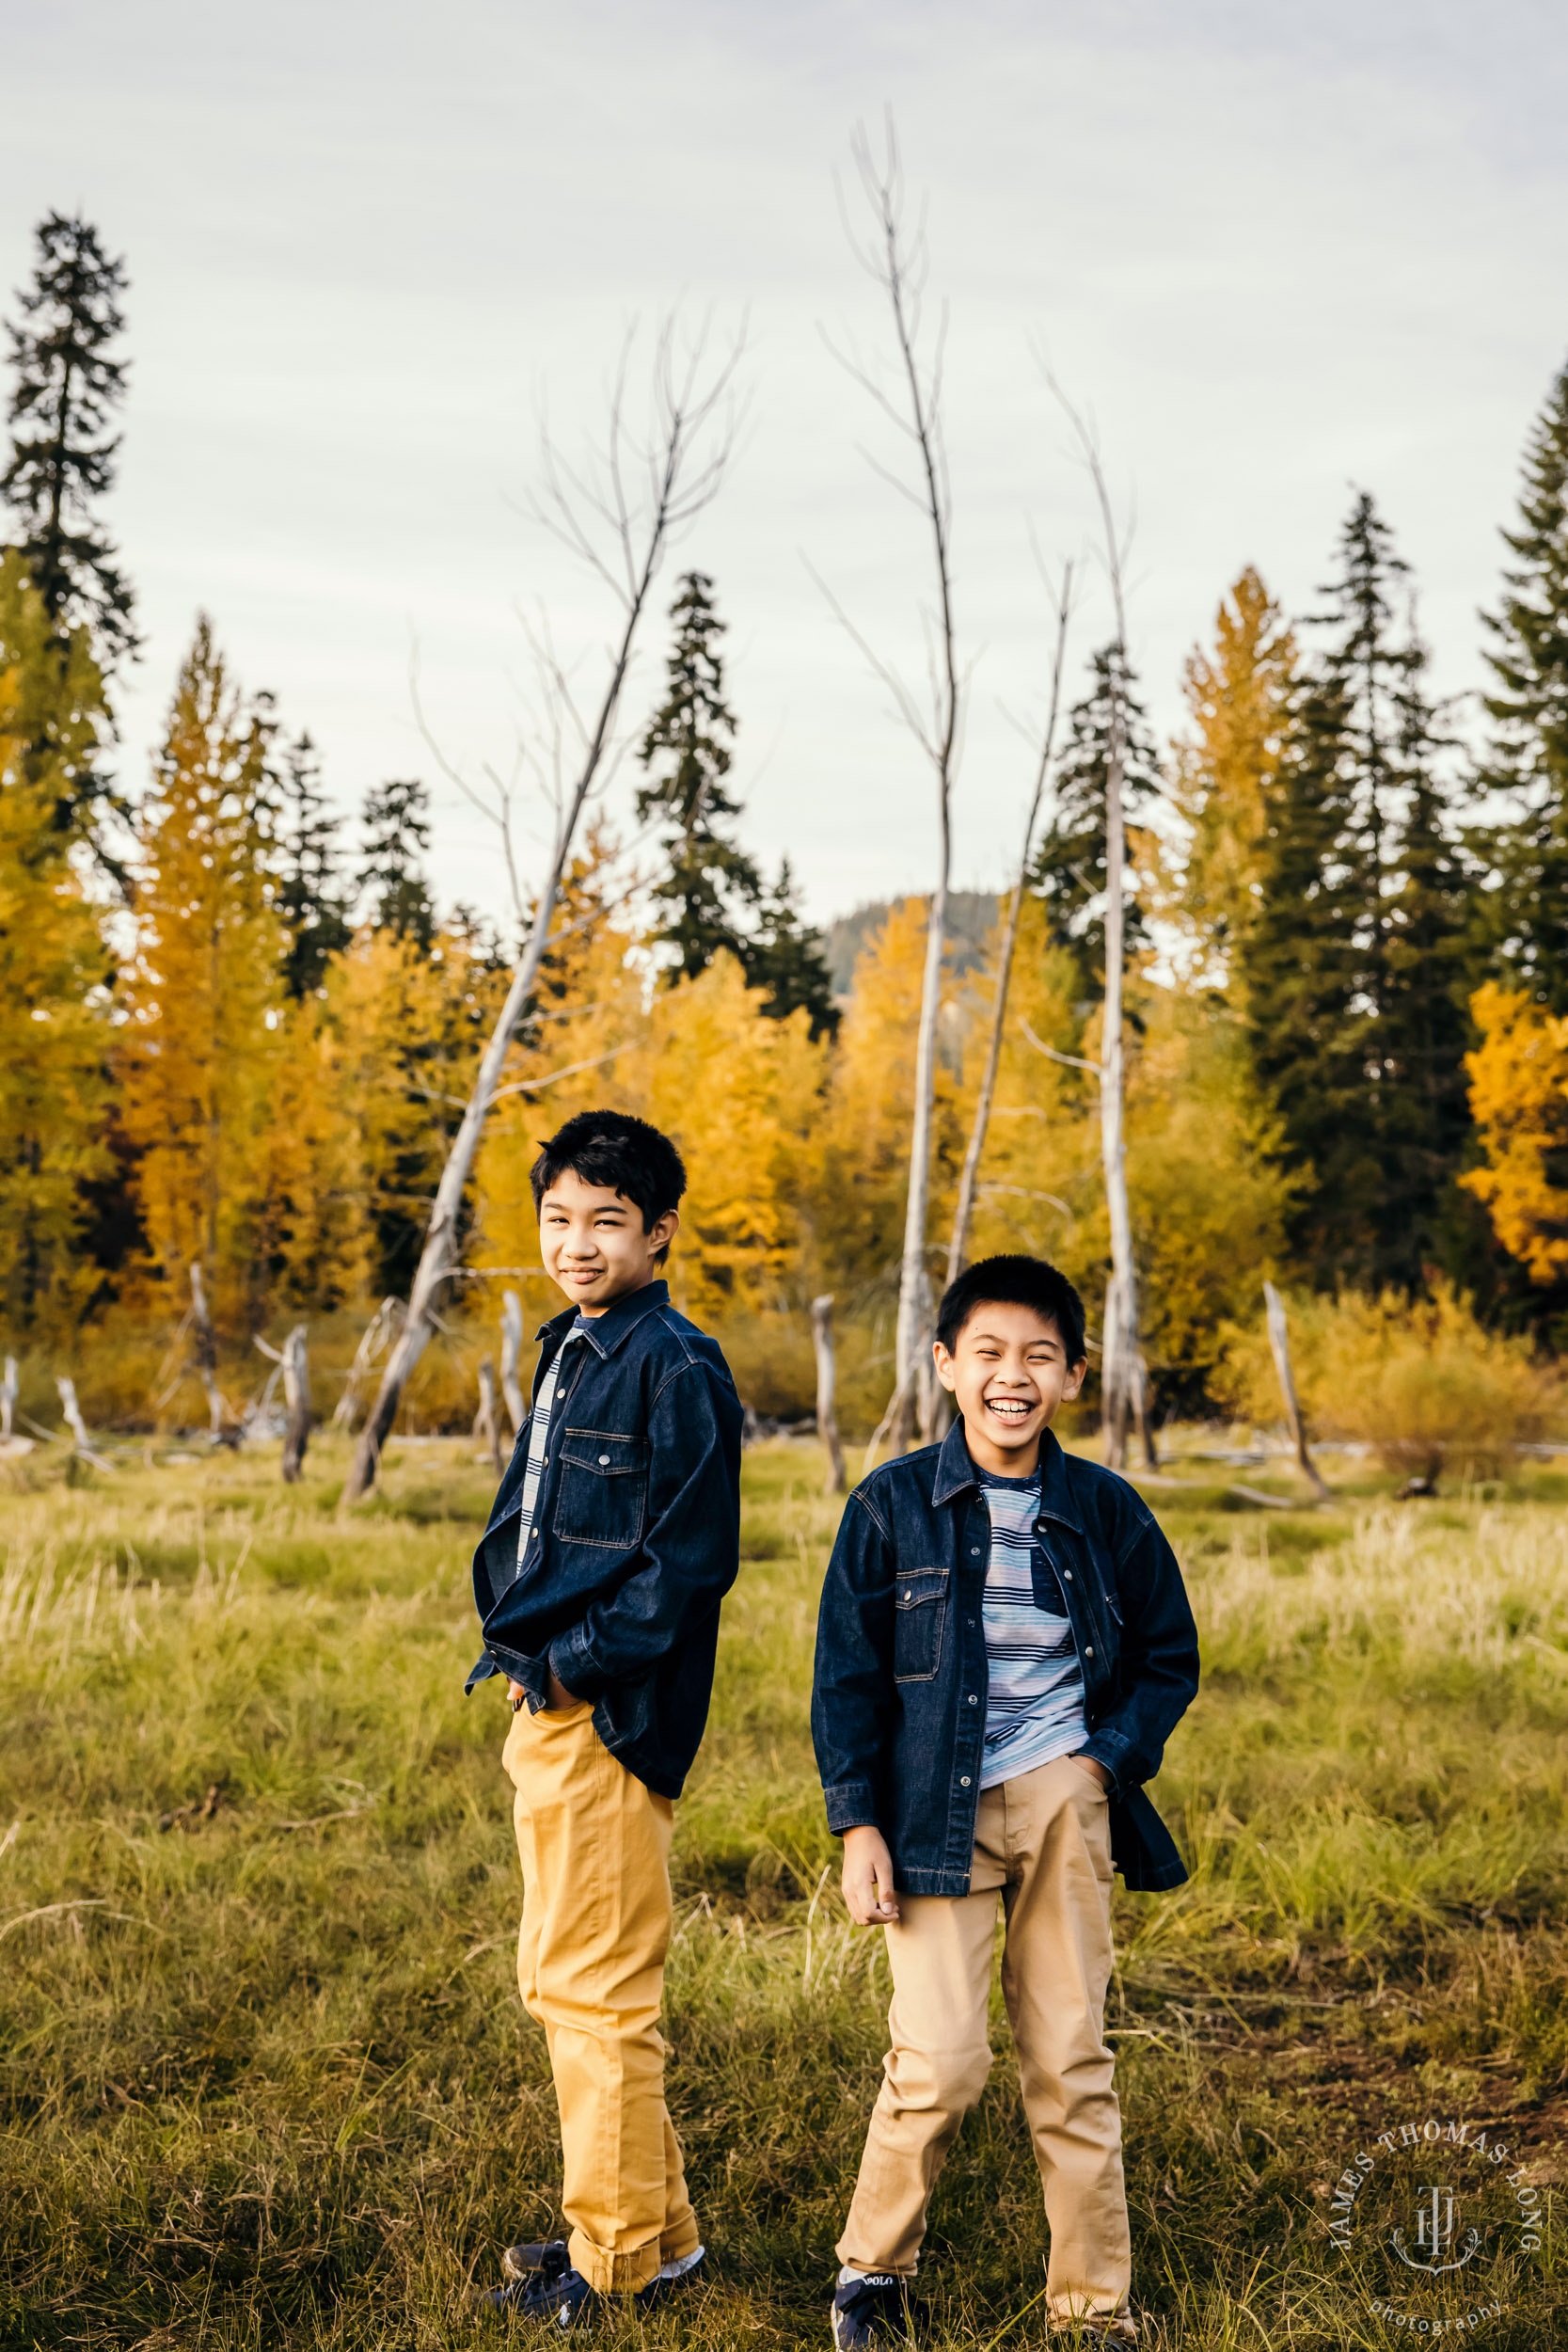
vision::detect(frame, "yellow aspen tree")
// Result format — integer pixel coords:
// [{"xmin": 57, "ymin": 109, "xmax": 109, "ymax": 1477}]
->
[
  {"xmin": 1461, "ymin": 981, "xmax": 1568, "ymax": 1282},
  {"xmin": 257, "ymin": 980, "xmax": 373, "ymax": 1311},
  {"xmin": 812, "ymin": 898, "xmax": 968, "ymax": 1296},
  {"xmin": 641, "ymin": 951, "xmax": 828, "ymax": 1319},
  {"xmin": 119, "ymin": 619, "xmax": 284, "ymax": 1327},
  {"xmin": 0, "ymin": 550, "xmax": 113, "ymax": 1331},
  {"xmin": 1166, "ymin": 566, "xmax": 1297, "ymax": 990}
]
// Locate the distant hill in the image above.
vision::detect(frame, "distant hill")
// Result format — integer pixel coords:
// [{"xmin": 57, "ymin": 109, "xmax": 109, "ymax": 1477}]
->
[{"xmin": 824, "ymin": 889, "xmax": 1001, "ymax": 997}]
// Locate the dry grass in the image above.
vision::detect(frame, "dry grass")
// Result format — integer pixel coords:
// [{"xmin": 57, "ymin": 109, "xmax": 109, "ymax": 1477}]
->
[{"xmin": 0, "ymin": 1434, "xmax": 1563, "ymax": 2347}]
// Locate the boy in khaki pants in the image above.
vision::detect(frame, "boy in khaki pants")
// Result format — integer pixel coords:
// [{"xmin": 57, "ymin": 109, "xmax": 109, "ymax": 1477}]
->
[
  {"xmin": 467, "ymin": 1111, "xmax": 742, "ymax": 2328},
  {"xmin": 812, "ymin": 1257, "xmax": 1198, "ymax": 2345}
]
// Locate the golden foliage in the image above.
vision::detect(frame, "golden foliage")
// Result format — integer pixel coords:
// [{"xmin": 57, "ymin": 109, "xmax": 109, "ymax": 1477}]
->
[
  {"xmin": 1217, "ymin": 1281, "xmax": 1557, "ymax": 1477},
  {"xmin": 1164, "ymin": 566, "xmax": 1296, "ymax": 986},
  {"xmin": 1460, "ymin": 981, "xmax": 1568, "ymax": 1284},
  {"xmin": 118, "ymin": 619, "xmax": 284, "ymax": 1324},
  {"xmin": 0, "ymin": 552, "xmax": 114, "ymax": 1332}
]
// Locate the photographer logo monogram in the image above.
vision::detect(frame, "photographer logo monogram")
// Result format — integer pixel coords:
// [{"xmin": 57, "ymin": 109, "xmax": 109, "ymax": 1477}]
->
[{"xmin": 1325, "ymin": 2113, "xmax": 1544, "ymax": 2336}]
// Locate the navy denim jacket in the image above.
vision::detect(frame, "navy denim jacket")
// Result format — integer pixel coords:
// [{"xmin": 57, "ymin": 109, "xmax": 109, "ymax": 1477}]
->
[
  {"xmin": 467, "ymin": 1280, "xmax": 743, "ymax": 1800},
  {"xmin": 812, "ymin": 1421, "xmax": 1200, "ymax": 1894}
]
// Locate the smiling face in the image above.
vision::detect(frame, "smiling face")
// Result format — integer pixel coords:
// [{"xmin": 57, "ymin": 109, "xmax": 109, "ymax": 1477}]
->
[
  {"xmin": 932, "ymin": 1299, "xmax": 1086, "ymax": 1478},
  {"xmin": 537, "ymin": 1166, "xmax": 679, "ymax": 1317}
]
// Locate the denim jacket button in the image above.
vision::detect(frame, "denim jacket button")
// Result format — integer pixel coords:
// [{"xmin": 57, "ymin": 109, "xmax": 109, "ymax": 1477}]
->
[
  {"xmin": 960, "ymin": 1775, "xmax": 972, "ymax": 1788},
  {"xmin": 1085, "ymin": 1645, "xmax": 1094, "ymax": 1658},
  {"xmin": 598, "ymin": 1454, "xmax": 610, "ymax": 1465},
  {"xmin": 1064, "ymin": 1568, "xmax": 1073, "ymax": 1581},
  {"xmin": 967, "ymin": 1692, "xmax": 978, "ymax": 1705},
  {"xmin": 970, "ymin": 1546, "xmax": 981, "ymax": 1556}
]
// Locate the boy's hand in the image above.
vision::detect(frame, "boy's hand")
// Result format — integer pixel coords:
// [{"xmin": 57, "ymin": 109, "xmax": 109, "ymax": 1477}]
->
[
  {"xmin": 1069, "ymin": 1752, "xmax": 1111, "ymax": 1789},
  {"xmin": 842, "ymin": 1825, "xmax": 900, "ymax": 1926},
  {"xmin": 506, "ymin": 1672, "xmax": 581, "ymax": 1713}
]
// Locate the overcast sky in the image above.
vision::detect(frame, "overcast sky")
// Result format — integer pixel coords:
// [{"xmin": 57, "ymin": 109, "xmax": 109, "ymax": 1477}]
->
[{"xmin": 4, "ymin": 0, "xmax": 1566, "ymax": 926}]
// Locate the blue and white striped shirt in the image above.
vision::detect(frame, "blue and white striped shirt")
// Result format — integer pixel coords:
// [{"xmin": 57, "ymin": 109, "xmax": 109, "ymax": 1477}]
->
[
  {"xmin": 977, "ymin": 1468, "xmax": 1086, "ymax": 1789},
  {"xmin": 513, "ymin": 1322, "xmax": 586, "ymax": 1579}
]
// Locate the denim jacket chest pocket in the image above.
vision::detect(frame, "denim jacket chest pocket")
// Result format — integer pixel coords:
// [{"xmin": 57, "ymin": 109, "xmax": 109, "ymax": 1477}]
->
[
  {"xmin": 551, "ymin": 1428, "xmax": 651, "ymax": 1549},
  {"xmin": 893, "ymin": 1568, "xmax": 949, "ymax": 1683}
]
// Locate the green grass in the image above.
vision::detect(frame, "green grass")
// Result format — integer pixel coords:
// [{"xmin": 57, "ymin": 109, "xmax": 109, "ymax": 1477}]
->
[{"xmin": 0, "ymin": 1435, "xmax": 1564, "ymax": 2347}]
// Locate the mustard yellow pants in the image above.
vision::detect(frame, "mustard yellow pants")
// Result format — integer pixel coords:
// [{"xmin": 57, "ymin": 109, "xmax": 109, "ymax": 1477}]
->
[
  {"xmin": 503, "ymin": 1698, "xmax": 700, "ymax": 2294},
  {"xmin": 837, "ymin": 1754, "xmax": 1132, "ymax": 2326}
]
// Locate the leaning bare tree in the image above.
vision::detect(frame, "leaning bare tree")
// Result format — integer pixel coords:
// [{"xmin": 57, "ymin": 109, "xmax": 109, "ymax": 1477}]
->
[
  {"xmin": 946, "ymin": 559, "xmax": 1075, "ymax": 1283},
  {"xmin": 818, "ymin": 119, "xmax": 961, "ymax": 1456},
  {"xmin": 1038, "ymin": 376, "xmax": 1153, "ymax": 1471},
  {"xmin": 341, "ymin": 323, "xmax": 741, "ymax": 1503}
]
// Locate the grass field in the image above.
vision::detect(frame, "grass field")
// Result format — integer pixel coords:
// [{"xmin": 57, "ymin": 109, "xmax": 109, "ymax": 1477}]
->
[{"xmin": 1, "ymin": 1433, "xmax": 1565, "ymax": 2348}]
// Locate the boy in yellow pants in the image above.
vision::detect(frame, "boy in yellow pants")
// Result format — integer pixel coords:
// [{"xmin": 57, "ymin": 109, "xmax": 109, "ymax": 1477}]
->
[{"xmin": 467, "ymin": 1110, "xmax": 743, "ymax": 2328}]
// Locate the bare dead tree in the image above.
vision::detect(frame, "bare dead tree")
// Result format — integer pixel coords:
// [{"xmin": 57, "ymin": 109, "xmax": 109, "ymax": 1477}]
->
[
  {"xmin": 1263, "ymin": 1281, "xmax": 1331, "ymax": 1500},
  {"xmin": 332, "ymin": 1296, "xmax": 404, "ymax": 1433},
  {"xmin": 1037, "ymin": 374, "xmax": 1154, "ymax": 1472},
  {"xmin": 55, "ymin": 1375, "xmax": 112, "ymax": 1468},
  {"xmin": 499, "ymin": 1290, "xmax": 526, "ymax": 1438},
  {"xmin": 946, "ymin": 559, "xmax": 1075, "ymax": 1284},
  {"xmin": 474, "ymin": 1357, "xmax": 504, "ymax": 1476},
  {"xmin": 256, "ymin": 1325, "xmax": 311, "ymax": 1482},
  {"xmin": 810, "ymin": 1295, "xmax": 847, "ymax": 1495},
  {"xmin": 187, "ymin": 1265, "xmax": 227, "ymax": 1438},
  {"xmin": 1, "ymin": 1357, "xmax": 16, "ymax": 1440},
  {"xmin": 817, "ymin": 118, "xmax": 960, "ymax": 1455},
  {"xmin": 341, "ymin": 321, "xmax": 742, "ymax": 1503}
]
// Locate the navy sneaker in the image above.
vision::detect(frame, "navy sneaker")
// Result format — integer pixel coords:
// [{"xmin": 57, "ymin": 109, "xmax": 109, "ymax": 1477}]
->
[
  {"xmin": 831, "ymin": 2270, "xmax": 912, "ymax": 2347},
  {"xmin": 483, "ymin": 2244, "xmax": 706, "ymax": 2329},
  {"xmin": 500, "ymin": 2239, "xmax": 571, "ymax": 2286}
]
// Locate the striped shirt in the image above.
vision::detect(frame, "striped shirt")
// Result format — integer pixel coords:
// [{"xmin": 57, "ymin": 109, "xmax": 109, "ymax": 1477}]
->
[
  {"xmin": 978, "ymin": 1468, "xmax": 1086, "ymax": 1789},
  {"xmin": 513, "ymin": 1322, "xmax": 586, "ymax": 1580}
]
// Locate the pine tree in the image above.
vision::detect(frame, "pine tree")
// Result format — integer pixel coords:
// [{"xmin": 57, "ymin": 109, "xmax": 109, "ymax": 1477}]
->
[
  {"xmin": 358, "ymin": 775, "xmax": 436, "ymax": 948},
  {"xmin": 747, "ymin": 857, "xmax": 839, "ymax": 1040},
  {"xmin": 1030, "ymin": 642, "xmax": 1162, "ymax": 997},
  {"xmin": 637, "ymin": 571, "xmax": 763, "ymax": 978},
  {"xmin": 1478, "ymin": 357, "xmax": 1568, "ymax": 1010},
  {"xmin": 3, "ymin": 214, "xmax": 136, "ymax": 667},
  {"xmin": 274, "ymin": 732, "xmax": 351, "ymax": 998},
  {"xmin": 1243, "ymin": 493, "xmax": 1474, "ymax": 1290}
]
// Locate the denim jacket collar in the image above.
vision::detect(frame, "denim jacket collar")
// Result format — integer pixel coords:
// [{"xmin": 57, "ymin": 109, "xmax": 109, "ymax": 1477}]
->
[
  {"xmin": 534, "ymin": 1278, "xmax": 671, "ymax": 1360},
  {"xmin": 930, "ymin": 1420, "xmax": 1085, "ymax": 1534}
]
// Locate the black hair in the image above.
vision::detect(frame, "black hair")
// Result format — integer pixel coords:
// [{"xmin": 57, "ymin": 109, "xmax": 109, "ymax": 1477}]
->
[
  {"xmin": 935, "ymin": 1254, "xmax": 1087, "ymax": 1364},
  {"xmin": 530, "ymin": 1110, "xmax": 687, "ymax": 1262}
]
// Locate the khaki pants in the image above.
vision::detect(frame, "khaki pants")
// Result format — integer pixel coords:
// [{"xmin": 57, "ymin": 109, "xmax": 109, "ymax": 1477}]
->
[
  {"xmin": 503, "ymin": 1699, "xmax": 700, "ymax": 2294},
  {"xmin": 838, "ymin": 1754, "xmax": 1131, "ymax": 2325}
]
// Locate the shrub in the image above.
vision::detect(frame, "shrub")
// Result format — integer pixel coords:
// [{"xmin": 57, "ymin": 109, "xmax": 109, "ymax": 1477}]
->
[{"xmin": 1216, "ymin": 1281, "xmax": 1560, "ymax": 1480}]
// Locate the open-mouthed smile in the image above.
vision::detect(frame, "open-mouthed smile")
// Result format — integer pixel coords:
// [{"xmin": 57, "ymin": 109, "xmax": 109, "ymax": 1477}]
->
[{"xmin": 984, "ymin": 1394, "xmax": 1037, "ymax": 1422}]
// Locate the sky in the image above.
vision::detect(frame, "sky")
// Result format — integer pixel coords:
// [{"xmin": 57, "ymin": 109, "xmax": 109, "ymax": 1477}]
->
[{"xmin": 3, "ymin": 0, "xmax": 1566, "ymax": 928}]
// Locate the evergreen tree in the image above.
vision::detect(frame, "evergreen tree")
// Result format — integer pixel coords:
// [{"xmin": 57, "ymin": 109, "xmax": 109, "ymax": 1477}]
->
[
  {"xmin": 1478, "ymin": 357, "xmax": 1568, "ymax": 1010},
  {"xmin": 637, "ymin": 571, "xmax": 764, "ymax": 978},
  {"xmin": 274, "ymin": 732, "xmax": 351, "ymax": 999},
  {"xmin": 747, "ymin": 858, "xmax": 840, "ymax": 1040},
  {"xmin": 1243, "ymin": 493, "xmax": 1474, "ymax": 1291},
  {"xmin": 3, "ymin": 214, "xmax": 136, "ymax": 666},
  {"xmin": 1030, "ymin": 641, "xmax": 1162, "ymax": 997},
  {"xmin": 358, "ymin": 775, "xmax": 436, "ymax": 947}
]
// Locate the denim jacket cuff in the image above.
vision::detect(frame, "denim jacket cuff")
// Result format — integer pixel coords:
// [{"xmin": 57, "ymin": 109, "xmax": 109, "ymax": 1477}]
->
[
  {"xmin": 823, "ymin": 1778, "xmax": 881, "ymax": 1836},
  {"xmin": 1079, "ymin": 1725, "xmax": 1136, "ymax": 1793},
  {"xmin": 480, "ymin": 1641, "xmax": 548, "ymax": 1708},
  {"xmin": 550, "ymin": 1623, "xmax": 608, "ymax": 1703},
  {"xmin": 465, "ymin": 1651, "xmax": 501, "ymax": 1695}
]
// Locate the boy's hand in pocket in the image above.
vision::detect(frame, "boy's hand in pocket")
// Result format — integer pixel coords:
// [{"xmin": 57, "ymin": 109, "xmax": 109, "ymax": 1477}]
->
[
  {"xmin": 1069, "ymin": 1752, "xmax": 1111, "ymax": 1789},
  {"xmin": 842, "ymin": 1825, "xmax": 900, "ymax": 1925}
]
